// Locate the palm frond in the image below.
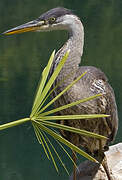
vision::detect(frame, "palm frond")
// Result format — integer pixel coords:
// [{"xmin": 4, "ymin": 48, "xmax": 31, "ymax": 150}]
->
[
  {"xmin": 41, "ymin": 120, "xmax": 107, "ymax": 140},
  {"xmin": 36, "ymin": 71, "xmax": 87, "ymax": 116},
  {"xmin": 43, "ymin": 132, "xmax": 69, "ymax": 175},
  {"xmin": 38, "ymin": 70, "xmax": 76, "ymax": 111},
  {"xmin": 31, "ymin": 50, "xmax": 70, "ymax": 118},
  {"xmin": 32, "ymin": 122, "xmax": 50, "ymax": 160},
  {"xmin": 0, "ymin": 118, "xmax": 30, "ymax": 130},
  {"xmin": 0, "ymin": 50, "xmax": 109, "ymax": 175},
  {"xmin": 32, "ymin": 120, "xmax": 98, "ymax": 163},
  {"xmin": 36, "ymin": 114, "xmax": 109, "ymax": 121},
  {"xmin": 31, "ymin": 50, "xmax": 55, "ymax": 115},
  {"xmin": 33, "ymin": 121, "xmax": 59, "ymax": 172},
  {"xmin": 39, "ymin": 94, "xmax": 102, "ymax": 116},
  {"xmin": 55, "ymin": 139, "xmax": 77, "ymax": 169}
]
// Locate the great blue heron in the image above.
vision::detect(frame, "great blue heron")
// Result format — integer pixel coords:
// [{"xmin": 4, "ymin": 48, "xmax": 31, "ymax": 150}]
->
[{"xmin": 3, "ymin": 7, "xmax": 118, "ymax": 180}]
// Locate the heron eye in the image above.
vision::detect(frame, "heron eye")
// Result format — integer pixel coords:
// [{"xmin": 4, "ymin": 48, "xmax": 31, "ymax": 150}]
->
[{"xmin": 49, "ymin": 17, "xmax": 56, "ymax": 23}]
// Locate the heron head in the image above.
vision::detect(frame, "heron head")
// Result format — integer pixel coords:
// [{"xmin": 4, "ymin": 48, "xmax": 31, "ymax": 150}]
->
[{"xmin": 3, "ymin": 7, "xmax": 76, "ymax": 35}]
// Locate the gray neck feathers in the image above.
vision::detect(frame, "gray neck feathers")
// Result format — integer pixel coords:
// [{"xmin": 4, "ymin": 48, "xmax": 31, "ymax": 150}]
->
[{"xmin": 53, "ymin": 15, "xmax": 84, "ymax": 86}]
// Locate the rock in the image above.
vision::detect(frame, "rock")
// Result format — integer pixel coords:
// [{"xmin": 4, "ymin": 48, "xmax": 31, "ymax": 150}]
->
[{"xmin": 69, "ymin": 143, "xmax": 122, "ymax": 180}]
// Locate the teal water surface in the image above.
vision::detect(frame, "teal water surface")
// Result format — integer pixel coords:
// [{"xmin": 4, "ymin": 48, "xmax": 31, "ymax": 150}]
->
[{"xmin": 0, "ymin": 0, "xmax": 122, "ymax": 180}]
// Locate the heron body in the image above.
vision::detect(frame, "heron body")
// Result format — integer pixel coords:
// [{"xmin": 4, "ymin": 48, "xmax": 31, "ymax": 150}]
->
[
  {"xmin": 45, "ymin": 8, "xmax": 118, "ymax": 155},
  {"xmin": 52, "ymin": 66, "xmax": 118, "ymax": 154},
  {"xmin": 3, "ymin": 7, "xmax": 118, "ymax": 179}
]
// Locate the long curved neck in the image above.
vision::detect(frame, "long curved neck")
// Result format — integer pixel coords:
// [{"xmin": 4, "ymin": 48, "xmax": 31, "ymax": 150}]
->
[{"xmin": 53, "ymin": 15, "xmax": 84, "ymax": 86}]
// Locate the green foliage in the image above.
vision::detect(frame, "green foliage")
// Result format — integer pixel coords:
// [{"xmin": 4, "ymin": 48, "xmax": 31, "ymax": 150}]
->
[{"xmin": 0, "ymin": 50, "xmax": 108, "ymax": 174}]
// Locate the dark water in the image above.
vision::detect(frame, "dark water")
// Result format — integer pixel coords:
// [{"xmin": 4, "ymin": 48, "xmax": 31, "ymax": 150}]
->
[{"xmin": 0, "ymin": 0, "xmax": 122, "ymax": 179}]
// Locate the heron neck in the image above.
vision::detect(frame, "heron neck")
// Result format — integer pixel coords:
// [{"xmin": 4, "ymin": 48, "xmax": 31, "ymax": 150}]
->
[{"xmin": 54, "ymin": 18, "xmax": 84, "ymax": 85}]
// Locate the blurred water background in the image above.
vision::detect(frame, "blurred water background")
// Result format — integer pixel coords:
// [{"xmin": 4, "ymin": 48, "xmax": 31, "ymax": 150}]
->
[{"xmin": 0, "ymin": 0, "xmax": 121, "ymax": 179}]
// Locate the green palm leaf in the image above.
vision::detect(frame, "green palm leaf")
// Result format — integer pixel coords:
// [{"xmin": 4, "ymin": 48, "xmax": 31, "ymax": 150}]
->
[
  {"xmin": 33, "ymin": 123, "xmax": 50, "ymax": 160},
  {"xmin": 0, "ymin": 50, "xmax": 108, "ymax": 174},
  {"xmin": 31, "ymin": 50, "xmax": 55, "ymax": 115},
  {"xmin": 43, "ymin": 132, "xmax": 69, "ymax": 175},
  {"xmin": 33, "ymin": 120, "xmax": 98, "ymax": 163},
  {"xmin": 39, "ymin": 94, "xmax": 102, "ymax": 116},
  {"xmin": 36, "ymin": 71, "xmax": 87, "ymax": 116},
  {"xmin": 41, "ymin": 120, "xmax": 107, "ymax": 140},
  {"xmin": 31, "ymin": 50, "xmax": 70, "ymax": 118}
]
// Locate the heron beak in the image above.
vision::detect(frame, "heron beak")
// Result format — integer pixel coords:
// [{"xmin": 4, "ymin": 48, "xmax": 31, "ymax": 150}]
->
[{"xmin": 3, "ymin": 20, "xmax": 45, "ymax": 35}]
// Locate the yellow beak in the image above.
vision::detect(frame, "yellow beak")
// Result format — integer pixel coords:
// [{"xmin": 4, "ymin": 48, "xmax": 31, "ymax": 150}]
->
[{"xmin": 3, "ymin": 20, "xmax": 45, "ymax": 35}]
